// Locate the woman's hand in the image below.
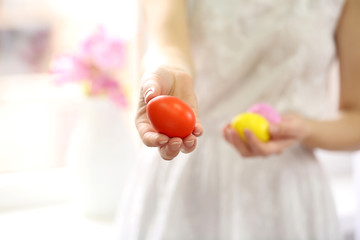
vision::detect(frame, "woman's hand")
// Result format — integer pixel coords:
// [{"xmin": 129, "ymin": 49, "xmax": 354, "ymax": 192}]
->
[
  {"xmin": 135, "ymin": 65, "xmax": 203, "ymax": 160},
  {"xmin": 222, "ymin": 114, "xmax": 310, "ymax": 157}
]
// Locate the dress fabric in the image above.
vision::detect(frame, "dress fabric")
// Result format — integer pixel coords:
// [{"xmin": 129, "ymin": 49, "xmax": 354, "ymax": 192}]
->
[{"xmin": 116, "ymin": 0, "xmax": 346, "ymax": 239}]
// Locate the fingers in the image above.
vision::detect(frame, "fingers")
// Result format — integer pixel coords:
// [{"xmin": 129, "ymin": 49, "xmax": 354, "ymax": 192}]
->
[
  {"xmin": 269, "ymin": 114, "xmax": 306, "ymax": 140},
  {"xmin": 137, "ymin": 66, "xmax": 202, "ymax": 160},
  {"xmin": 137, "ymin": 108, "xmax": 197, "ymax": 159},
  {"xmin": 193, "ymin": 122, "xmax": 204, "ymax": 137},
  {"xmin": 244, "ymin": 130, "xmax": 295, "ymax": 156},
  {"xmin": 140, "ymin": 67, "xmax": 175, "ymax": 103},
  {"xmin": 223, "ymin": 125, "xmax": 252, "ymax": 157},
  {"xmin": 137, "ymin": 121, "xmax": 169, "ymax": 147},
  {"xmin": 138, "ymin": 120, "xmax": 199, "ymax": 159},
  {"xmin": 181, "ymin": 134, "xmax": 197, "ymax": 153},
  {"xmin": 142, "ymin": 80, "xmax": 161, "ymax": 103},
  {"xmin": 269, "ymin": 123, "xmax": 292, "ymax": 139},
  {"xmin": 180, "ymin": 89, "xmax": 203, "ymax": 138},
  {"xmin": 135, "ymin": 103, "xmax": 169, "ymax": 147},
  {"xmin": 136, "ymin": 98, "xmax": 200, "ymax": 158},
  {"xmin": 138, "ymin": 122, "xmax": 197, "ymax": 159},
  {"xmin": 156, "ymin": 134, "xmax": 197, "ymax": 160},
  {"xmin": 223, "ymin": 124, "xmax": 297, "ymax": 158},
  {"xmin": 142, "ymin": 131, "xmax": 169, "ymax": 147},
  {"xmin": 159, "ymin": 138, "xmax": 183, "ymax": 160}
]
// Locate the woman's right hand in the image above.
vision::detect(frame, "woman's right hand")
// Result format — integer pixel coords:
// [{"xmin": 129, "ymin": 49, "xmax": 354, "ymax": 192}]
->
[{"xmin": 135, "ymin": 65, "xmax": 203, "ymax": 160}]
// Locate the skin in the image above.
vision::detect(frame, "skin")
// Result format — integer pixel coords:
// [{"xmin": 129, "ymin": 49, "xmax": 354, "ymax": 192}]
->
[
  {"xmin": 136, "ymin": 0, "xmax": 203, "ymax": 160},
  {"xmin": 137, "ymin": 0, "xmax": 360, "ymax": 160},
  {"xmin": 136, "ymin": 66, "xmax": 203, "ymax": 160},
  {"xmin": 223, "ymin": 0, "xmax": 360, "ymax": 157}
]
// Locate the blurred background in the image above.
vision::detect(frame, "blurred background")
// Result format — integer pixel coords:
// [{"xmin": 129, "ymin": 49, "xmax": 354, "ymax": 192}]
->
[
  {"xmin": 0, "ymin": 1, "xmax": 358, "ymax": 240},
  {"xmin": 0, "ymin": 0, "xmax": 140, "ymax": 239}
]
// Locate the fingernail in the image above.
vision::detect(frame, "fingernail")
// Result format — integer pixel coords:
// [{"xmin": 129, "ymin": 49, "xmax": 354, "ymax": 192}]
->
[
  {"xmin": 144, "ymin": 87, "xmax": 155, "ymax": 101},
  {"xmin": 193, "ymin": 129, "xmax": 201, "ymax": 136},
  {"xmin": 159, "ymin": 139, "xmax": 168, "ymax": 145},
  {"xmin": 193, "ymin": 124, "xmax": 202, "ymax": 136},
  {"xmin": 170, "ymin": 142, "xmax": 181, "ymax": 150},
  {"xmin": 225, "ymin": 128, "xmax": 231, "ymax": 137},
  {"xmin": 185, "ymin": 140, "xmax": 195, "ymax": 147},
  {"xmin": 226, "ymin": 129, "xmax": 234, "ymax": 142}
]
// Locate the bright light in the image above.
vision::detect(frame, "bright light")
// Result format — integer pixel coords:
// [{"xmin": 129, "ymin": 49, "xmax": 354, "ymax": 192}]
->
[{"xmin": 49, "ymin": 0, "xmax": 137, "ymax": 39}]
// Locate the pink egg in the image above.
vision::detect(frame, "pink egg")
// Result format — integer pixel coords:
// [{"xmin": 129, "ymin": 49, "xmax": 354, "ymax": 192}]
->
[{"xmin": 247, "ymin": 103, "xmax": 282, "ymax": 124}]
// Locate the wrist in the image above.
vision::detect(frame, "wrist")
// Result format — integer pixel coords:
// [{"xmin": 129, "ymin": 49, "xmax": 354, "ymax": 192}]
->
[
  {"xmin": 143, "ymin": 46, "xmax": 195, "ymax": 77},
  {"xmin": 300, "ymin": 117, "xmax": 316, "ymax": 148}
]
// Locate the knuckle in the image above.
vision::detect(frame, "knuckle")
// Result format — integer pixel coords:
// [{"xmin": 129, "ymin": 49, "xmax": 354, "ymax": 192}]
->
[
  {"xmin": 160, "ymin": 148, "xmax": 177, "ymax": 160},
  {"xmin": 181, "ymin": 148, "xmax": 194, "ymax": 154},
  {"xmin": 259, "ymin": 148, "xmax": 272, "ymax": 156},
  {"xmin": 142, "ymin": 133, "xmax": 155, "ymax": 147},
  {"xmin": 257, "ymin": 148, "xmax": 267, "ymax": 156},
  {"xmin": 271, "ymin": 145, "xmax": 283, "ymax": 155},
  {"xmin": 238, "ymin": 149, "xmax": 251, "ymax": 158},
  {"xmin": 259, "ymin": 152, "xmax": 268, "ymax": 157},
  {"xmin": 178, "ymin": 71, "xmax": 192, "ymax": 80},
  {"xmin": 241, "ymin": 153, "xmax": 251, "ymax": 157},
  {"xmin": 143, "ymin": 139, "xmax": 154, "ymax": 147},
  {"xmin": 276, "ymin": 149, "xmax": 283, "ymax": 155},
  {"xmin": 160, "ymin": 151, "xmax": 173, "ymax": 160},
  {"xmin": 185, "ymin": 144, "xmax": 196, "ymax": 153}
]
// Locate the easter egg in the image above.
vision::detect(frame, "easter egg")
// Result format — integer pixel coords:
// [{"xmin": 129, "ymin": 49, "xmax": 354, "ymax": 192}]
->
[
  {"xmin": 231, "ymin": 113, "xmax": 270, "ymax": 142},
  {"xmin": 247, "ymin": 103, "xmax": 281, "ymax": 124},
  {"xmin": 147, "ymin": 95, "xmax": 196, "ymax": 138}
]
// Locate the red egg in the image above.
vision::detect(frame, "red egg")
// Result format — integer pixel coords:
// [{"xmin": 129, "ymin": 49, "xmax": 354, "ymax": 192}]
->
[{"xmin": 146, "ymin": 95, "xmax": 196, "ymax": 138}]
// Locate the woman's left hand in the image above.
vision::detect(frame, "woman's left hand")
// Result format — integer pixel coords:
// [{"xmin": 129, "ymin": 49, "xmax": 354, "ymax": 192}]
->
[{"xmin": 222, "ymin": 114, "xmax": 310, "ymax": 157}]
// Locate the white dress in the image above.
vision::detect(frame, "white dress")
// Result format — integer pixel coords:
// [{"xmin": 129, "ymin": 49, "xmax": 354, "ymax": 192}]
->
[{"xmin": 116, "ymin": 0, "xmax": 346, "ymax": 239}]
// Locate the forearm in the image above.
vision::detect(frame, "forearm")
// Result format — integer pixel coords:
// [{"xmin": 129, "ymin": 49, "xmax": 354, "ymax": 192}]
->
[
  {"xmin": 141, "ymin": 0, "xmax": 194, "ymax": 76},
  {"xmin": 302, "ymin": 109, "xmax": 360, "ymax": 150},
  {"xmin": 143, "ymin": 44, "xmax": 194, "ymax": 76},
  {"xmin": 303, "ymin": 0, "xmax": 360, "ymax": 151}
]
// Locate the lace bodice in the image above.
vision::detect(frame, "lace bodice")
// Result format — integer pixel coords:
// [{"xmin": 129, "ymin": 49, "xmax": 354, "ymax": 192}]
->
[{"xmin": 188, "ymin": 0, "xmax": 345, "ymax": 125}]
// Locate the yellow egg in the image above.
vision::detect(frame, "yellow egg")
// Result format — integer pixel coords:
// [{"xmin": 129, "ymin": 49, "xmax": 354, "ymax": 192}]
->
[{"xmin": 231, "ymin": 113, "xmax": 270, "ymax": 142}]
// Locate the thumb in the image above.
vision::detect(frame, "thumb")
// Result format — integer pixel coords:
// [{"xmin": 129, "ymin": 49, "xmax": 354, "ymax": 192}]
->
[
  {"xmin": 269, "ymin": 124, "xmax": 282, "ymax": 139},
  {"xmin": 269, "ymin": 120, "xmax": 298, "ymax": 140},
  {"xmin": 141, "ymin": 67, "xmax": 175, "ymax": 103},
  {"xmin": 142, "ymin": 80, "xmax": 162, "ymax": 103}
]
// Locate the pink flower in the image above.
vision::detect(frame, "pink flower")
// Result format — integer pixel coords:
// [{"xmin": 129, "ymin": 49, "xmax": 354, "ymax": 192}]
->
[
  {"xmin": 89, "ymin": 76, "xmax": 119, "ymax": 94},
  {"xmin": 78, "ymin": 27, "xmax": 125, "ymax": 71},
  {"xmin": 50, "ymin": 55, "xmax": 89, "ymax": 85},
  {"xmin": 109, "ymin": 90, "xmax": 128, "ymax": 108},
  {"xmin": 50, "ymin": 26, "xmax": 128, "ymax": 108}
]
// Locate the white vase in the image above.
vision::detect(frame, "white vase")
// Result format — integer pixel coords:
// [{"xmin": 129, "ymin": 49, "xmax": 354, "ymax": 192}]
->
[{"xmin": 66, "ymin": 96, "xmax": 136, "ymax": 219}]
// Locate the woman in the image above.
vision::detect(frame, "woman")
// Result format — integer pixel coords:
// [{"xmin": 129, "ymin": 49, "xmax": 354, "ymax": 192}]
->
[{"xmin": 117, "ymin": 0, "xmax": 360, "ymax": 239}]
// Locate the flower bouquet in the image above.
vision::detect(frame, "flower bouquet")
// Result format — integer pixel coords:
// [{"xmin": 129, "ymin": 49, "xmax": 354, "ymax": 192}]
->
[
  {"xmin": 50, "ymin": 26, "xmax": 128, "ymax": 108},
  {"xmin": 50, "ymin": 27, "xmax": 135, "ymax": 219}
]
